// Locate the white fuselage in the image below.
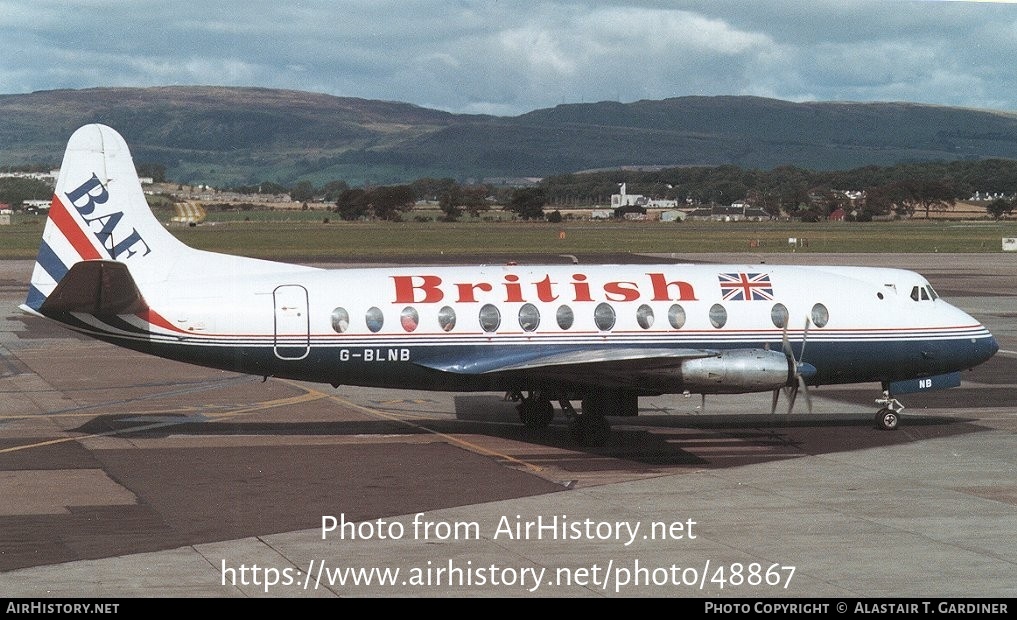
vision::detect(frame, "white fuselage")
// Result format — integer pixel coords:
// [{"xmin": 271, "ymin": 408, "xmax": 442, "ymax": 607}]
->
[{"xmin": 111, "ymin": 262, "xmax": 995, "ymax": 394}]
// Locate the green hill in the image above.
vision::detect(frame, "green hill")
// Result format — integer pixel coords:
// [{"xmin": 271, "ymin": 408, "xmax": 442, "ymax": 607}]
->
[{"xmin": 2, "ymin": 87, "xmax": 1016, "ymax": 186}]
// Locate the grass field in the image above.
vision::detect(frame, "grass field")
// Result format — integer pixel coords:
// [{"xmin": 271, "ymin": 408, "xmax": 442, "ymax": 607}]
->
[{"xmin": 3, "ymin": 211, "xmax": 1017, "ymax": 261}]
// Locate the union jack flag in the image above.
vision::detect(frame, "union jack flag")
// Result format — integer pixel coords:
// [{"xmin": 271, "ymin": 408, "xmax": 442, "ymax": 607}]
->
[{"xmin": 718, "ymin": 272, "xmax": 774, "ymax": 301}]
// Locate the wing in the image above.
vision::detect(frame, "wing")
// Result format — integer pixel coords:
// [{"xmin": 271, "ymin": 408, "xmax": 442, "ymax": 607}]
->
[{"xmin": 415, "ymin": 347, "xmax": 717, "ymax": 390}]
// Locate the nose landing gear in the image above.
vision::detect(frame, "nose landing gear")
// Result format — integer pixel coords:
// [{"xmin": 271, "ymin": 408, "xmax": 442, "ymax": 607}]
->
[{"xmin": 874, "ymin": 391, "xmax": 904, "ymax": 431}]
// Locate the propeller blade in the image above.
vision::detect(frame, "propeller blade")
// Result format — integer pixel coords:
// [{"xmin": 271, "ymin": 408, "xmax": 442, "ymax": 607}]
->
[
  {"xmin": 798, "ymin": 374, "xmax": 813, "ymax": 414},
  {"xmin": 786, "ymin": 384, "xmax": 798, "ymax": 414},
  {"xmin": 772, "ymin": 315, "xmax": 814, "ymax": 415},
  {"xmin": 799, "ymin": 317, "xmax": 811, "ymax": 362},
  {"xmin": 798, "ymin": 318, "xmax": 813, "ymax": 413}
]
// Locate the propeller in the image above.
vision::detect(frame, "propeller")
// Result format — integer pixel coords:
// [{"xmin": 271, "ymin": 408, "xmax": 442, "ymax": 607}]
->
[{"xmin": 771, "ymin": 317, "xmax": 815, "ymax": 414}]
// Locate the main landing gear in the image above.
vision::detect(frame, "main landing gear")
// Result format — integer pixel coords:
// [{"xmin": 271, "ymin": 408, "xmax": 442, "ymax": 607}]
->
[
  {"xmin": 569, "ymin": 399, "xmax": 611, "ymax": 447},
  {"xmin": 512, "ymin": 391, "xmax": 612, "ymax": 447},
  {"xmin": 516, "ymin": 392, "xmax": 554, "ymax": 429},
  {"xmin": 874, "ymin": 391, "xmax": 904, "ymax": 431}
]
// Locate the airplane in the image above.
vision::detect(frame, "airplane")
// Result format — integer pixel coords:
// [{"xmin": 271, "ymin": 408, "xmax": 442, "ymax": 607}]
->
[{"xmin": 21, "ymin": 124, "xmax": 999, "ymax": 445}]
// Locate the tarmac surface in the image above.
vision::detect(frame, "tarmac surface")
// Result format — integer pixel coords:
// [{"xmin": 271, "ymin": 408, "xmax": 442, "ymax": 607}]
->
[{"xmin": 1, "ymin": 253, "xmax": 1015, "ymax": 598}]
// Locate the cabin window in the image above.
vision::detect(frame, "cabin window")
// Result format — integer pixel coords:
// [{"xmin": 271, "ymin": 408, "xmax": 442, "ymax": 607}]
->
[
  {"xmin": 479, "ymin": 304, "xmax": 501, "ymax": 333},
  {"xmin": 709, "ymin": 304, "xmax": 727, "ymax": 329},
  {"xmin": 438, "ymin": 306, "xmax": 456, "ymax": 332},
  {"xmin": 518, "ymin": 303, "xmax": 540, "ymax": 332},
  {"xmin": 771, "ymin": 303, "xmax": 789, "ymax": 329},
  {"xmin": 811, "ymin": 303, "xmax": 829, "ymax": 328},
  {"xmin": 594, "ymin": 303, "xmax": 616, "ymax": 331},
  {"xmin": 556, "ymin": 305, "xmax": 574, "ymax": 330},
  {"xmin": 331, "ymin": 307, "xmax": 350, "ymax": 333},
  {"xmin": 668, "ymin": 304, "xmax": 686, "ymax": 329},
  {"xmin": 636, "ymin": 304, "xmax": 654, "ymax": 329},
  {"xmin": 365, "ymin": 307, "xmax": 384, "ymax": 333},
  {"xmin": 400, "ymin": 307, "xmax": 419, "ymax": 332}
]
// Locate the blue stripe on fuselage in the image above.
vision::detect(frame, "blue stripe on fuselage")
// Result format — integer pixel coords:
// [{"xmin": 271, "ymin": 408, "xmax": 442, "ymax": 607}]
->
[{"xmin": 75, "ymin": 333, "xmax": 996, "ymax": 392}]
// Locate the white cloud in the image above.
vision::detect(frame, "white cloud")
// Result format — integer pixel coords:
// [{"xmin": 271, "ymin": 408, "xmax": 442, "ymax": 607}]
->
[{"xmin": 0, "ymin": 0, "xmax": 1015, "ymax": 114}]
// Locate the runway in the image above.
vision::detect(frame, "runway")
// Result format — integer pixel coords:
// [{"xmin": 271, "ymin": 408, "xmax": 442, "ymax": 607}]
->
[{"xmin": 1, "ymin": 255, "xmax": 1015, "ymax": 597}]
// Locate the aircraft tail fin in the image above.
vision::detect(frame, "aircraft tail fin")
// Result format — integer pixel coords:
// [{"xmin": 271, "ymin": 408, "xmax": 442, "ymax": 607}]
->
[{"xmin": 25, "ymin": 124, "xmax": 190, "ymax": 312}]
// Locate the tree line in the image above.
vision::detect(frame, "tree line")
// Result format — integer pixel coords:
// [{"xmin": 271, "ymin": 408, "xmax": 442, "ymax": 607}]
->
[
  {"xmin": 313, "ymin": 159, "xmax": 1017, "ymax": 221},
  {"xmin": 538, "ymin": 160, "xmax": 1017, "ymax": 220},
  {"xmin": 4, "ymin": 158, "xmax": 1016, "ymax": 220}
]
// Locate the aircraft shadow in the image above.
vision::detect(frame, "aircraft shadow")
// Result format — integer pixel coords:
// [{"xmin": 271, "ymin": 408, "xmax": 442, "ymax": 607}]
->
[{"xmin": 72, "ymin": 400, "xmax": 987, "ymax": 471}]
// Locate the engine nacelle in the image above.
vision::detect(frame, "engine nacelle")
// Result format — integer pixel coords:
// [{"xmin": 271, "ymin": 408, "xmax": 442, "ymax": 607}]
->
[{"xmin": 678, "ymin": 349, "xmax": 792, "ymax": 393}]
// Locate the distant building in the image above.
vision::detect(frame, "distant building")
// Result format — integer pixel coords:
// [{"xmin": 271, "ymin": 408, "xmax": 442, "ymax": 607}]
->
[
  {"xmin": 0, "ymin": 170, "xmax": 150, "ymax": 185},
  {"xmin": 970, "ymin": 191, "xmax": 1016, "ymax": 201},
  {"xmin": 610, "ymin": 183, "xmax": 679, "ymax": 210},
  {"xmin": 0, "ymin": 170, "xmax": 59, "ymax": 183},
  {"xmin": 686, "ymin": 204, "xmax": 771, "ymax": 222},
  {"xmin": 23, "ymin": 200, "xmax": 51, "ymax": 212}
]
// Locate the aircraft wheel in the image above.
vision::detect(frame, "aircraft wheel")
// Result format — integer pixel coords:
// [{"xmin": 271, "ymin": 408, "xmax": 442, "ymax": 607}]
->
[
  {"xmin": 518, "ymin": 399, "xmax": 554, "ymax": 429},
  {"xmin": 876, "ymin": 408, "xmax": 899, "ymax": 431}
]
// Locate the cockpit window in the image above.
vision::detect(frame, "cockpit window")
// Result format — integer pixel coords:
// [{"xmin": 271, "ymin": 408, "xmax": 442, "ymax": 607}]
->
[{"xmin": 911, "ymin": 285, "xmax": 938, "ymax": 302}]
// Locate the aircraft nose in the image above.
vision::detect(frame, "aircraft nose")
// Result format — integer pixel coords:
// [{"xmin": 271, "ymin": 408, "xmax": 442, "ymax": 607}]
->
[
  {"xmin": 957, "ymin": 305, "xmax": 998, "ymax": 366},
  {"xmin": 969, "ymin": 328, "xmax": 999, "ymax": 368},
  {"xmin": 986, "ymin": 334, "xmax": 1000, "ymax": 359}
]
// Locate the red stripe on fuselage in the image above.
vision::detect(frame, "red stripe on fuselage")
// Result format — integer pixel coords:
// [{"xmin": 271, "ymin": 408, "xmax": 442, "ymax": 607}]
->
[
  {"xmin": 139, "ymin": 308, "xmax": 189, "ymax": 334},
  {"xmin": 49, "ymin": 195, "xmax": 102, "ymax": 261}
]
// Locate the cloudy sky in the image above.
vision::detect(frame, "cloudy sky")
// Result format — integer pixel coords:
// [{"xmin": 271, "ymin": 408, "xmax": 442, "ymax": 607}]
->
[{"xmin": 2, "ymin": 0, "xmax": 1016, "ymax": 116}]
